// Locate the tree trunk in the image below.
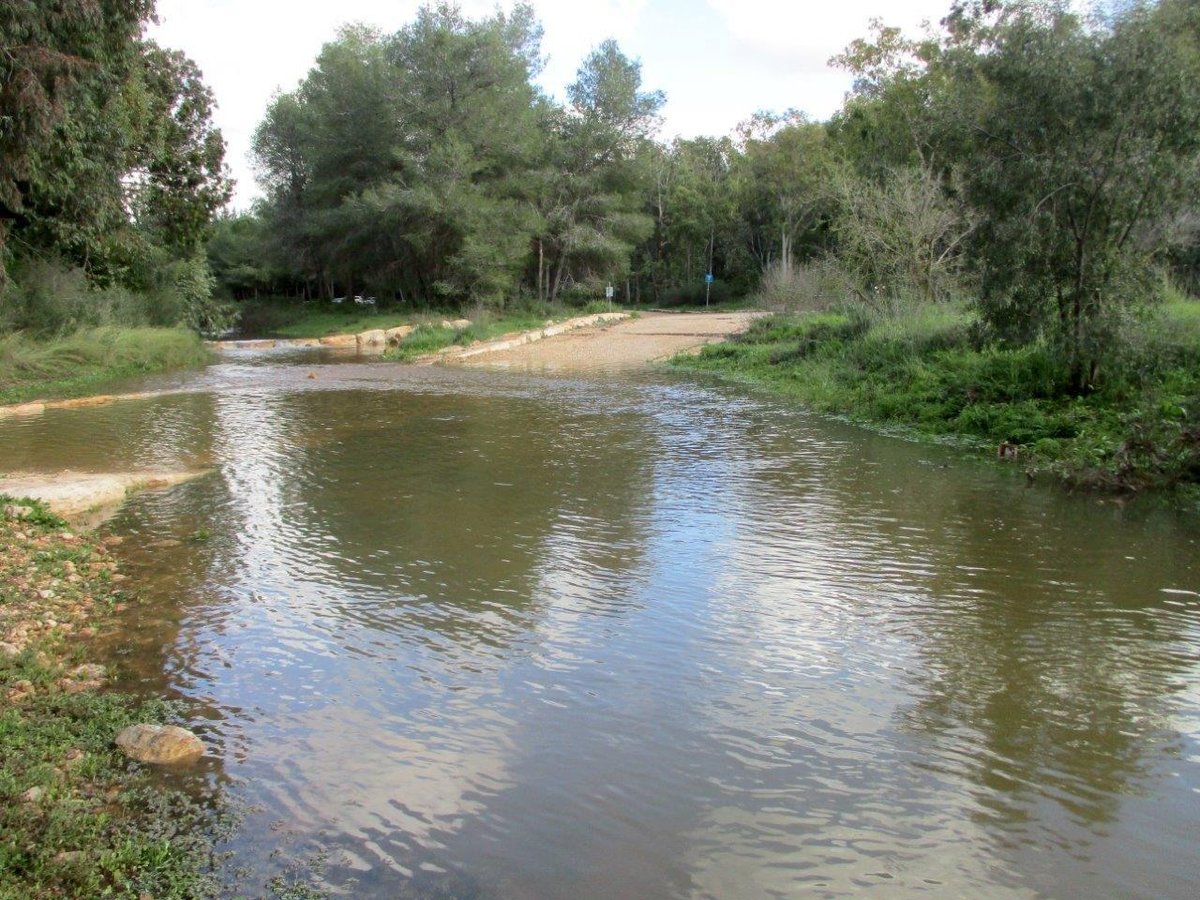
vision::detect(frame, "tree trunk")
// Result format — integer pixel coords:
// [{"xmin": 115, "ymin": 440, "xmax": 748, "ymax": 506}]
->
[
  {"xmin": 1075, "ymin": 296, "xmax": 1086, "ymax": 393},
  {"xmin": 537, "ymin": 238, "xmax": 544, "ymax": 303},
  {"xmin": 550, "ymin": 252, "xmax": 566, "ymax": 303}
]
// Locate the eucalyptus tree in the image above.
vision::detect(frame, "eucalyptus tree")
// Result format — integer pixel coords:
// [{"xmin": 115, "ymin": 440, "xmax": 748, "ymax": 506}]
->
[
  {"xmin": 636, "ymin": 136, "xmax": 740, "ymax": 299},
  {"xmin": 128, "ymin": 43, "xmax": 232, "ymax": 253},
  {"xmin": 829, "ymin": 19, "xmax": 943, "ymax": 178},
  {"xmin": 732, "ymin": 112, "xmax": 835, "ymax": 278}
]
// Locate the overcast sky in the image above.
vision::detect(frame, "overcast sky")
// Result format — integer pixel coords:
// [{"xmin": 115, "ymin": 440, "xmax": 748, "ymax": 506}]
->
[{"xmin": 149, "ymin": 1, "xmax": 954, "ymax": 207}]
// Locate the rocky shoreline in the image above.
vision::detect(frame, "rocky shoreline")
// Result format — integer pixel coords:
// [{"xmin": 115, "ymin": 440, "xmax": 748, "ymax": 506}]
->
[{"xmin": 0, "ymin": 499, "xmax": 220, "ymax": 897}]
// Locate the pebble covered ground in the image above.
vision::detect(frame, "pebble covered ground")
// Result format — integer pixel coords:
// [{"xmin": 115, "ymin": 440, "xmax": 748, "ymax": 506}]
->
[
  {"xmin": 1, "ymin": 504, "xmax": 127, "ymax": 674},
  {"xmin": 0, "ymin": 500, "xmax": 224, "ymax": 898}
]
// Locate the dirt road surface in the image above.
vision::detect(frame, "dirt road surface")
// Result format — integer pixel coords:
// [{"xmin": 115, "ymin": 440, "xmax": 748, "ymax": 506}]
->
[{"xmin": 451, "ymin": 311, "xmax": 760, "ymax": 374}]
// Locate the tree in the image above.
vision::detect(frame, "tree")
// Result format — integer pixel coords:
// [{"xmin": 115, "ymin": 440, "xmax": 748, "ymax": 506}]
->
[
  {"xmin": 252, "ymin": 89, "xmax": 327, "ymax": 299},
  {"xmin": 830, "ymin": 18, "xmax": 943, "ymax": 176},
  {"xmin": 537, "ymin": 39, "xmax": 663, "ymax": 301},
  {"xmin": 635, "ymin": 136, "xmax": 740, "ymax": 301},
  {"xmin": 207, "ymin": 212, "xmax": 277, "ymax": 299},
  {"xmin": 252, "ymin": 4, "xmax": 546, "ymax": 306},
  {"xmin": 128, "ymin": 42, "xmax": 233, "ymax": 252},
  {"xmin": 375, "ymin": 2, "xmax": 544, "ymax": 305},
  {"xmin": 733, "ymin": 112, "xmax": 835, "ymax": 278},
  {"xmin": 832, "ymin": 165, "xmax": 973, "ymax": 306},
  {"xmin": 944, "ymin": 0, "xmax": 1200, "ymax": 390},
  {"xmin": 1, "ymin": 1, "xmax": 232, "ymax": 332},
  {"xmin": 0, "ymin": 0, "xmax": 154, "ymax": 281}
]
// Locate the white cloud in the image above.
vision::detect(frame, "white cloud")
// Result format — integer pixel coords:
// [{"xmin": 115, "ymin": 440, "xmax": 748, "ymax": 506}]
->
[{"xmin": 706, "ymin": 0, "xmax": 944, "ymax": 68}]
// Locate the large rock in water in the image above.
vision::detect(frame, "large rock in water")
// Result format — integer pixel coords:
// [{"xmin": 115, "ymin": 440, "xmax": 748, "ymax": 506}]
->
[
  {"xmin": 115, "ymin": 724, "xmax": 204, "ymax": 764},
  {"xmin": 356, "ymin": 329, "xmax": 387, "ymax": 353}
]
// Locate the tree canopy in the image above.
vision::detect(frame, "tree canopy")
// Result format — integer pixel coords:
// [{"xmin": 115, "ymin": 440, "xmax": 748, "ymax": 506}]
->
[{"xmin": 1, "ymin": 0, "xmax": 231, "ymax": 330}]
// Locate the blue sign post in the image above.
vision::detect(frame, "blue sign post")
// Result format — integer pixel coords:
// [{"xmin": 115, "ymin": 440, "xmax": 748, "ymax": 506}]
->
[{"xmin": 704, "ymin": 272, "xmax": 714, "ymax": 307}]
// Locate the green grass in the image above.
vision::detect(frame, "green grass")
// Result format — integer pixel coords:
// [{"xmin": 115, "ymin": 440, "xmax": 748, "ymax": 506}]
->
[
  {"xmin": 0, "ymin": 683, "xmax": 228, "ymax": 898},
  {"xmin": 1159, "ymin": 297, "xmax": 1200, "ymax": 343},
  {"xmin": 0, "ymin": 500, "xmax": 231, "ymax": 898},
  {"xmin": 230, "ymin": 298, "xmax": 420, "ymax": 340},
  {"xmin": 674, "ymin": 300, "xmax": 1200, "ymax": 495},
  {"xmin": 384, "ymin": 307, "xmax": 619, "ymax": 361},
  {"xmin": 237, "ymin": 297, "xmax": 635, "ymax": 342},
  {"xmin": 0, "ymin": 328, "xmax": 210, "ymax": 406},
  {"xmin": 270, "ymin": 309, "xmax": 417, "ymax": 339}
]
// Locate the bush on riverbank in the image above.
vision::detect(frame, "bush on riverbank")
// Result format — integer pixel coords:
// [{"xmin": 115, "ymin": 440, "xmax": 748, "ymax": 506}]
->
[
  {"xmin": 0, "ymin": 500, "xmax": 228, "ymax": 898},
  {"xmin": 675, "ymin": 300, "xmax": 1200, "ymax": 495},
  {"xmin": 0, "ymin": 328, "xmax": 210, "ymax": 406}
]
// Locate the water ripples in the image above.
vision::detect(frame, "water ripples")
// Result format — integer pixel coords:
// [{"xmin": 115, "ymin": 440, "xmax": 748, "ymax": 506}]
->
[{"xmin": 24, "ymin": 358, "xmax": 1197, "ymax": 898}]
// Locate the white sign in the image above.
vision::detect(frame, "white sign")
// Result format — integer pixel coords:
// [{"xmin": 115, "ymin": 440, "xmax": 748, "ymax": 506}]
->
[{"xmin": 605, "ymin": 285, "xmax": 614, "ymax": 300}]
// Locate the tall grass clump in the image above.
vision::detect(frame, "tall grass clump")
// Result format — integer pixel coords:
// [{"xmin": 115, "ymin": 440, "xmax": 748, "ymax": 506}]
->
[{"xmin": 0, "ymin": 327, "xmax": 209, "ymax": 404}]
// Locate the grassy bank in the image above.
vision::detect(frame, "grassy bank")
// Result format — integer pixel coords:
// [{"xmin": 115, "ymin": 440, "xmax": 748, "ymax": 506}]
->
[
  {"xmin": 0, "ymin": 499, "xmax": 228, "ymax": 898},
  {"xmin": 674, "ymin": 301, "xmax": 1200, "ymax": 496},
  {"xmin": 239, "ymin": 302, "xmax": 416, "ymax": 340},
  {"xmin": 233, "ymin": 298, "xmax": 626, "ymax": 345},
  {"xmin": 384, "ymin": 304, "xmax": 620, "ymax": 361},
  {"xmin": 0, "ymin": 328, "xmax": 210, "ymax": 406}
]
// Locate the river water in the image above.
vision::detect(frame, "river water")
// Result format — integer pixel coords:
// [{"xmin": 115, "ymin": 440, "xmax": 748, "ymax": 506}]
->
[{"xmin": 3, "ymin": 352, "xmax": 1199, "ymax": 898}]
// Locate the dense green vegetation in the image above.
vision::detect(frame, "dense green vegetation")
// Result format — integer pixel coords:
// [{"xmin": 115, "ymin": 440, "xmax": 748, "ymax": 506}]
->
[
  {"xmin": 0, "ymin": 500, "xmax": 229, "ymax": 898},
  {"xmin": 6, "ymin": 2, "xmax": 1199, "ymax": 387},
  {"xmin": 382, "ymin": 305, "xmax": 611, "ymax": 360},
  {"xmin": 0, "ymin": 0, "xmax": 230, "ymax": 399},
  {"xmin": 678, "ymin": 299, "xmax": 1200, "ymax": 494},
  {"xmin": 0, "ymin": 328, "xmax": 209, "ymax": 405},
  {"xmin": 231, "ymin": 299, "xmax": 419, "ymax": 340},
  {"xmin": 223, "ymin": 6, "xmax": 665, "ymax": 309},
  {"xmin": 213, "ymin": 1, "xmax": 1200, "ymax": 365},
  {"xmin": 663, "ymin": 0, "xmax": 1200, "ymax": 495},
  {"xmin": 1, "ymin": 2, "xmax": 231, "ymax": 334}
]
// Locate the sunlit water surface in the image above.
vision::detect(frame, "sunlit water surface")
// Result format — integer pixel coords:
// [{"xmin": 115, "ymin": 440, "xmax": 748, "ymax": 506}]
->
[{"xmin": 3, "ymin": 351, "xmax": 1199, "ymax": 898}]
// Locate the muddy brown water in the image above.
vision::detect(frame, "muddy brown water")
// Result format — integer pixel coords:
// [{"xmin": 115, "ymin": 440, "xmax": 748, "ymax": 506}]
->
[{"xmin": 2, "ymin": 350, "xmax": 1199, "ymax": 898}]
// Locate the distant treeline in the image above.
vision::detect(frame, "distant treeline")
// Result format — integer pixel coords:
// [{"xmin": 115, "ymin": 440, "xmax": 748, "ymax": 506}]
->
[
  {"xmin": 3, "ymin": 1, "xmax": 1199, "ymax": 392},
  {"xmin": 213, "ymin": 0, "xmax": 1199, "ymax": 386}
]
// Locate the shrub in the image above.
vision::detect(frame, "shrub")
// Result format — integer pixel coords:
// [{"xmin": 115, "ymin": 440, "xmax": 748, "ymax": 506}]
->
[{"xmin": 753, "ymin": 259, "xmax": 855, "ymax": 312}]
